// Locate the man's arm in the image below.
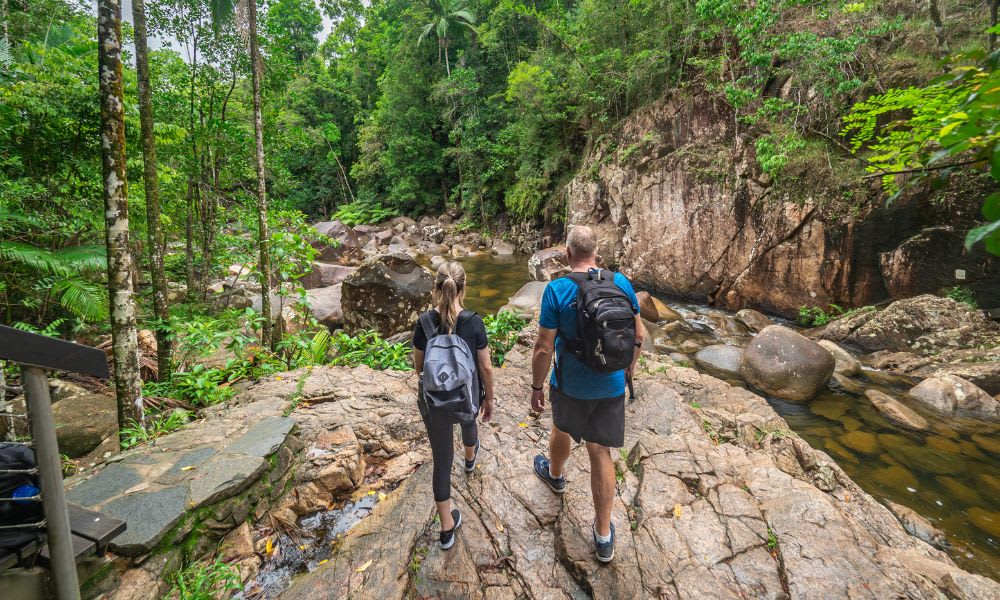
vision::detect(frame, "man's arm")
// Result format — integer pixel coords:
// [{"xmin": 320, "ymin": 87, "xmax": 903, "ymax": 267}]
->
[
  {"xmin": 412, "ymin": 349, "xmax": 424, "ymax": 374},
  {"xmin": 530, "ymin": 327, "xmax": 556, "ymax": 412}
]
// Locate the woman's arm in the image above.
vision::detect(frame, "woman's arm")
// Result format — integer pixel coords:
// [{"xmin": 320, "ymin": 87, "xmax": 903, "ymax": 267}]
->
[
  {"xmin": 413, "ymin": 349, "xmax": 424, "ymax": 374},
  {"xmin": 476, "ymin": 346, "xmax": 494, "ymax": 421}
]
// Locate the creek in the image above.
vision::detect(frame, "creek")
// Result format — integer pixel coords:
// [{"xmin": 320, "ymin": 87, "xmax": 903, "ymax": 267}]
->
[{"xmin": 460, "ymin": 253, "xmax": 1000, "ymax": 578}]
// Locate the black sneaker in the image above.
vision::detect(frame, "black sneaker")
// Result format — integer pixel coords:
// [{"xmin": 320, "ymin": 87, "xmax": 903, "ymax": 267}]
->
[
  {"xmin": 464, "ymin": 440, "xmax": 480, "ymax": 473},
  {"xmin": 533, "ymin": 455, "xmax": 566, "ymax": 494},
  {"xmin": 440, "ymin": 509, "xmax": 462, "ymax": 550},
  {"xmin": 594, "ymin": 522, "xmax": 615, "ymax": 563}
]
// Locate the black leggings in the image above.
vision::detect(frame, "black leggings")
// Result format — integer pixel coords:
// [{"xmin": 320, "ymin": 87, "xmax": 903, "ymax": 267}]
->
[{"xmin": 422, "ymin": 404, "xmax": 478, "ymax": 503}]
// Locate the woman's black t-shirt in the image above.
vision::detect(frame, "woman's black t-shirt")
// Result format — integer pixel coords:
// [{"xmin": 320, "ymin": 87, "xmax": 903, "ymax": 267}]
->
[{"xmin": 412, "ymin": 309, "xmax": 488, "ymax": 356}]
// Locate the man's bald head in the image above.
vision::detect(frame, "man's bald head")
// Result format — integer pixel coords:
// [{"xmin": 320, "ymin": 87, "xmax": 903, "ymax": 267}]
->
[{"xmin": 566, "ymin": 226, "xmax": 597, "ymax": 264}]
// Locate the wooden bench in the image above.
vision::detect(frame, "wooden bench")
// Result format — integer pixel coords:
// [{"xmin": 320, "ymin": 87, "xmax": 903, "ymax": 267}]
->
[{"xmin": 0, "ymin": 503, "xmax": 125, "ymax": 571}]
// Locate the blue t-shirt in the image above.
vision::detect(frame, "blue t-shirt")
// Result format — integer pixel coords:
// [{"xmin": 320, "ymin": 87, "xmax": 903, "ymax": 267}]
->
[{"xmin": 539, "ymin": 270, "xmax": 640, "ymax": 400}]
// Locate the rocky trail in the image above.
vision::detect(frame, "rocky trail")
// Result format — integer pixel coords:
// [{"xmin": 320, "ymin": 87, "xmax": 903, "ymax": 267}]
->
[{"xmin": 274, "ymin": 329, "xmax": 999, "ymax": 600}]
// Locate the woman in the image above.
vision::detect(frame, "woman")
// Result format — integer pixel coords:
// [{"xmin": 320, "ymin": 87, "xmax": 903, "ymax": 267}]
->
[{"xmin": 412, "ymin": 261, "xmax": 495, "ymax": 550}]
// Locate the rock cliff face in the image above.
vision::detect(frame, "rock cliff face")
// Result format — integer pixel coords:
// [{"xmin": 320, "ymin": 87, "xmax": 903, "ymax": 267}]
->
[{"xmin": 566, "ymin": 92, "xmax": 998, "ymax": 316}]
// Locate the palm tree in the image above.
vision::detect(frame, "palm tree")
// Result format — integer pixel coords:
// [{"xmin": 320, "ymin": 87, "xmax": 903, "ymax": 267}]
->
[
  {"xmin": 96, "ymin": 0, "xmax": 145, "ymax": 436},
  {"xmin": 209, "ymin": 0, "xmax": 275, "ymax": 348},
  {"xmin": 131, "ymin": 0, "xmax": 172, "ymax": 378},
  {"xmin": 418, "ymin": 0, "xmax": 477, "ymax": 77}
]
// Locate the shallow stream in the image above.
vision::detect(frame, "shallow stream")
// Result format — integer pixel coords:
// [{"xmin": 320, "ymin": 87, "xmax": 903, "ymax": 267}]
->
[{"xmin": 460, "ymin": 254, "xmax": 1000, "ymax": 578}]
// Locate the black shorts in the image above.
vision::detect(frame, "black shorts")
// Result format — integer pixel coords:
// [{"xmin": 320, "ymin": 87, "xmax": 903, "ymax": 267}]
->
[{"xmin": 550, "ymin": 386, "xmax": 625, "ymax": 448}]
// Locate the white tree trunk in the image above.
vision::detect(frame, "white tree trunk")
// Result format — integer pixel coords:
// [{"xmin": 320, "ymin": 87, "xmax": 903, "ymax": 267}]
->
[{"xmin": 97, "ymin": 0, "xmax": 144, "ymax": 436}]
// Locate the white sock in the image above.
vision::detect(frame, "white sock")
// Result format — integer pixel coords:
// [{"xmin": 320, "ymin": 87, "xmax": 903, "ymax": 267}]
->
[
  {"xmin": 594, "ymin": 523, "xmax": 612, "ymax": 544},
  {"xmin": 548, "ymin": 464, "xmax": 563, "ymax": 480}
]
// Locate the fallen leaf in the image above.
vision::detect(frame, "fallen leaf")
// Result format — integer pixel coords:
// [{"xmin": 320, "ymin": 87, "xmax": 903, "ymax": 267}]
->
[
  {"xmin": 180, "ymin": 466, "xmax": 196, "ymax": 471},
  {"xmin": 318, "ymin": 559, "xmax": 328, "ymax": 566},
  {"xmin": 518, "ymin": 422, "xmax": 528, "ymax": 428},
  {"xmin": 275, "ymin": 376, "xmax": 284, "ymax": 381},
  {"xmin": 673, "ymin": 504, "xmax": 683, "ymax": 518},
  {"xmin": 495, "ymin": 520, "xmax": 505, "ymax": 533},
  {"xmin": 356, "ymin": 559, "xmax": 373, "ymax": 573},
  {"xmin": 367, "ymin": 490, "xmax": 376, "ymax": 496},
  {"xmin": 265, "ymin": 538, "xmax": 274, "ymax": 555},
  {"xmin": 298, "ymin": 545, "xmax": 305, "ymax": 550},
  {"xmin": 377, "ymin": 492, "xmax": 387, "ymax": 501}
]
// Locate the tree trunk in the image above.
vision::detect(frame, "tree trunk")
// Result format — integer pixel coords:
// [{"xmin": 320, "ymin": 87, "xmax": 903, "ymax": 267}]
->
[
  {"xmin": 928, "ymin": 0, "xmax": 949, "ymax": 60},
  {"xmin": 2, "ymin": 0, "xmax": 8, "ymax": 42},
  {"xmin": 444, "ymin": 38, "xmax": 451, "ymax": 76},
  {"xmin": 97, "ymin": 0, "xmax": 144, "ymax": 438},
  {"xmin": 991, "ymin": 0, "xmax": 998, "ymax": 51},
  {"xmin": 185, "ymin": 180, "xmax": 196, "ymax": 296},
  {"xmin": 249, "ymin": 0, "xmax": 273, "ymax": 349},
  {"xmin": 131, "ymin": 0, "xmax": 170, "ymax": 379}
]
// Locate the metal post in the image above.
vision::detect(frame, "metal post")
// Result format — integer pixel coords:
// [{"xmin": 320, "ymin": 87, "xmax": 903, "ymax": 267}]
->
[{"xmin": 23, "ymin": 366, "xmax": 81, "ymax": 600}]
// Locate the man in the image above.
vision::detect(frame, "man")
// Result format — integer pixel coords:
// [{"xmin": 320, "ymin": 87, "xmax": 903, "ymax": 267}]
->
[{"xmin": 530, "ymin": 225, "xmax": 642, "ymax": 563}]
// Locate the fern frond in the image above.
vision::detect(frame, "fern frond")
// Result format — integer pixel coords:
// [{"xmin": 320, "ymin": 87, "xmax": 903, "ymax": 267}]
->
[{"xmin": 51, "ymin": 277, "xmax": 109, "ymax": 322}]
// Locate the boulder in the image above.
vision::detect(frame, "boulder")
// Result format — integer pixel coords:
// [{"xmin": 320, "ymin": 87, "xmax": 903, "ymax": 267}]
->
[
  {"xmin": 312, "ymin": 221, "xmax": 365, "ymax": 265},
  {"xmin": 694, "ymin": 345, "xmax": 744, "ymax": 378},
  {"xmin": 528, "ymin": 246, "xmax": 570, "ymax": 281},
  {"xmin": 739, "ymin": 325, "xmax": 835, "ymax": 401},
  {"xmin": 450, "ymin": 243, "xmax": 476, "ymax": 257},
  {"xmin": 817, "ymin": 340, "xmax": 861, "ymax": 376},
  {"xmin": 305, "ymin": 284, "xmax": 344, "ymax": 328},
  {"xmin": 373, "ymin": 229, "xmax": 394, "ymax": 246},
  {"xmin": 880, "ymin": 226, "xmax": 1000, "ymax": 302},
  {"xmin": 421, "ymin": 225, "xmax": 445, "ymax": 244},
  {"xmin": 299, "ymin": 263, "xmax": 356, "ymax": 290},
  {"xmin": 863, "ymin": 390, "xmax": 929, "ymax": 431},
  {"xmin": 635, "ymin": 291, "xmax": 681, "ymax": 323},
  {"xmin": 492, "ymin": 240, "xmax": 515, "ymax": 256},
  {"xmin": 51, "ymin": 382, "xmax": 118, "ymax": 458},
  {"xmin": 391, "ymin": 216, "xmax": 417, "ymax": 233},
  {"xmin": 499, "ymin": 281, "xmax": 548, "ymax": 319},
  {"xmin": 341, "ymin": 253, "xmax": 433, "ymax": 337},
  {"xmin": 908, "ymin": 375, "xmax": 999, "ymax": 416},
  {"xmin": 429, "ymin": 255, "xmax": 447, "ymax": 270},
  {"xmin": 734, "ymin": 309, "xmax": 773, "ymax": 332}
]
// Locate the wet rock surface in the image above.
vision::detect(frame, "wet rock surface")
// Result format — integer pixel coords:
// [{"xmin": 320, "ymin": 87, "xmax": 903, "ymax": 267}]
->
[
  {"xmin": 909, "ymin": 375, "xmax": 1000, "ymax": 417},
  {"xmin": 274, "ymin": 336, "xmax": 998, "ymax": 600}
]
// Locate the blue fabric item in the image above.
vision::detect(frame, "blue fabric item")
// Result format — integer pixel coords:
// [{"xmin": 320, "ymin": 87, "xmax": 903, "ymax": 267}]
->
[{"xmin": 539, "ymin": 270, "xmax": 639, "ymax": 400}]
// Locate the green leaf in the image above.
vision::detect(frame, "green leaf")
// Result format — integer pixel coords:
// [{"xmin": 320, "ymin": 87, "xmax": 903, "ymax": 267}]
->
[{"xmin": 965, "ymin": 219, "xmax": 1000, "ymax": 254}]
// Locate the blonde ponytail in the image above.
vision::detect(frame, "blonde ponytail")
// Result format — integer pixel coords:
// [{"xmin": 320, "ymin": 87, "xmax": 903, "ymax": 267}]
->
[{"xmin": 434, "ymin": 261, "xmax": 467, "ymax": 333}]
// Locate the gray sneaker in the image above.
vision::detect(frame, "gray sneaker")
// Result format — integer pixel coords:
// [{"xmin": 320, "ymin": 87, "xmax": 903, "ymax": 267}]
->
[{"xmin": 594, "ymin": 522, "xmax": 615, "ymax": 563}]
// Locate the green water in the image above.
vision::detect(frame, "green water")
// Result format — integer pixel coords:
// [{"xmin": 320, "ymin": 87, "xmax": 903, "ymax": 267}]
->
[
  {"xmin": 437, "ymin": 252, "xmax": 530, "ymax": 316},
  {"xmin": 449, "ymin": 255, "xmax": 1000, "ymax": 578}
]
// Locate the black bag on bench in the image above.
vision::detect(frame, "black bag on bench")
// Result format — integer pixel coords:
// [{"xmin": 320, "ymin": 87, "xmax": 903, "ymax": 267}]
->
[{"xmin": 0, "ymin": 442, "xmax": 44, "ymax": 556}]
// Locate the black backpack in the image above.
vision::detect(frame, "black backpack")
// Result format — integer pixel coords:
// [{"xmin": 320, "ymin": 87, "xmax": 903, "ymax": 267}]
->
[
  {"xmin": 560, "ymin": 269, "xmax": 637, "ymax": 375},
  {"xmin": 0, "ymin": 442, "xmax": 44, "ymax": 558}
]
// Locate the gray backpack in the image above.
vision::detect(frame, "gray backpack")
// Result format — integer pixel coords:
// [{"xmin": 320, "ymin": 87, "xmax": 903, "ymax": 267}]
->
[{"xmin": 419, "ymin": 310, "xmax": 480, "ymax": 424}]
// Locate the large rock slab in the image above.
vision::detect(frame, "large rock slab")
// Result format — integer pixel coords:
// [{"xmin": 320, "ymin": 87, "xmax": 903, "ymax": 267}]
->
[
  {"xmin": 305, "ymin": 284, "xmax": 343, "ymax": 327},
  {"xmin": 740, "ymin": 325, "xmax": 835, "ymax": 401},
  {"xmin": 277, "ymin": 338, "xmax": 1000, "ymax": 600},
  {"xmin": 300, "ymin": 263, "xmax": 355, "ymax": 290},
  {"xmin": 818, "ymin": 340, "xmax": 861, "ymax": 376},
  {"xmin": 224, "ymin": 416, "xmax": 296, "ymax": 457},
  {"xmin": 864, "ymin": 389, "xmax": 929, "ymax": 431},
  {"xmin": 694, "ymin": 344, "xmax": 744, "ymax": 378},
  {"xmin": 908, "ymin": 375, "xmax": 1000, "ymax": 417},
  {"xmin": 312, "ymin": 221, "xmax": 365, "ymax": 265},
  {"xmin": 498, "ymin": 281, "xmax": 548, "ymax": 319},
  {"xmin": 527, "ymin": 245, "xmax": 569, "ymax": 281},
  {"xmin": 103, "ymin": 486, "xmax": 188, "ymax": 555},
  {"xmin": 341, "ymin": 253, "xmax": 433, "ymax": 337}
]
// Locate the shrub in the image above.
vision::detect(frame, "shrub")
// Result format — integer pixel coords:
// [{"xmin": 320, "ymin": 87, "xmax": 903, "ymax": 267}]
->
[
  {"xmin": 945, "ymin": 286, "xmax": 978, "ymax": 308},
  {"xmin": 169, "ymin": 559, "xmax": 242, "ymax": 600},
  {"xmin": 483, "ymin": 311, "xmax": 528, "ymax": 366},
  {"xmin": 119, "ymin": 409, "xmax": 193, "ymax": 449},
  {"xmin": 329, "ymin": 330, "xmax": 413, "ymax": 370},
  {"xmin": 332, "ymin": 198, "xmax": 399, "ymax": 226}
]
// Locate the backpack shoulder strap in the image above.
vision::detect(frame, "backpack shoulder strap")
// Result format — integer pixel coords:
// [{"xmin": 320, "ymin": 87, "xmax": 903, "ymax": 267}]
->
[
  {"xmin": 455, "ymin": 309, "xmax": 476, "ymax": 330},
  {"xmin": 418, "ymin": 311, "xmax": 438, "ymax": 343},
  {"xmin": 563, "ymin": 271, "xmax": 590, "ymax": 285}
]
